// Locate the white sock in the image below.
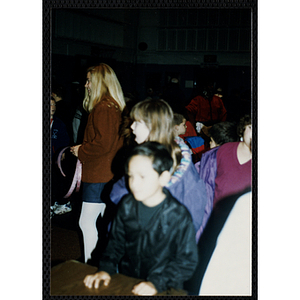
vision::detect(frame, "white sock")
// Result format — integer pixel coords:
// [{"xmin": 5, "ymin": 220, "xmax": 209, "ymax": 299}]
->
[{"xmin": 79, "ymin": 202, "xmax": 106, "ymax": 263}]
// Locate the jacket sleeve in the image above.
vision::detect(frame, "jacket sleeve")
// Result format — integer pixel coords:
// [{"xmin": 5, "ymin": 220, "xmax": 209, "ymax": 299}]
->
[
  {"xmin": 147, "ymin": 212, "xmax": 198, "ymax": 293},
  {"xmin": 78, "ymin": 102, "xmax": 120, "ymax": 163},
  {"xmin": 196, "ymin": 148, "xmax": 219, "ymax": 242},
  {"xmin": 217, "ymin": 97, "xmax": 227, "ymax": 122},
  {"xmin": 168, "ymin": 162, "xmax": 207, "ymax": 234},
  {"xmin": 98, "ymin": 204, "xmax": 127, "ymax": 274},
  {"xmin": 185, "ymin": 96, "xmax": 200, "ymax": 115}
]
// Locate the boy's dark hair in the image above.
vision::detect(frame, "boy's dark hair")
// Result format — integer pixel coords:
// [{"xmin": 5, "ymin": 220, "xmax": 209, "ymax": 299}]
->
[
  {"xmin": 237, "ymin": 115, "xmax": 252, "ymax": 138},
  {"xmin": 125, "ymin": 142, "xmax": 173, "ymax": 175},
  {"xmin": 208, "ymin": 121, "xmax": 239, "ymax": 145}
]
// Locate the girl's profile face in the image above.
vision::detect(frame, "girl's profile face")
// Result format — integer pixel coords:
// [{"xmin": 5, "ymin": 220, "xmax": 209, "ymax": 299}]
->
[
  {"xmin": 85, "ymin": 72, "xmax": 92, "ymax": 96},
  {"xmin": 131, "ymin": 120, "xmax": 150, "ymax": 144},
  {"xmin": 177, "ymin": 119, "xmax": 187, "ymax": 136}
]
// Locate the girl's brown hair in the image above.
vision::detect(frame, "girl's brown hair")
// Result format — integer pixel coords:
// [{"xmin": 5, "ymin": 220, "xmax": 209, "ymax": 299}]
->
[{"xmin": 130, "ymin": 99, "xmax": 182, "ymax": 172}]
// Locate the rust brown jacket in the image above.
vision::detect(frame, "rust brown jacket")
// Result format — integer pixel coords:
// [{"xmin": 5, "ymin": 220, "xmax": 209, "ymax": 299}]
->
[{"xmin": 78, "ymin": 96, "xmax": 123, "ymax": 183}]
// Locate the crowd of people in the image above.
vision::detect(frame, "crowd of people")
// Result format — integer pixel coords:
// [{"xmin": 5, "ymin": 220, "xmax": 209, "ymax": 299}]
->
[{"xmin": 50, "ymin": 63, "xmax": 252, "ymax": 295}]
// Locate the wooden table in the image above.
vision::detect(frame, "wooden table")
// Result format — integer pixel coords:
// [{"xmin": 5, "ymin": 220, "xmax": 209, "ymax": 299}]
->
[{"xmin": 51, "ymin": 260, "xmax": 187, "ymax": 296}]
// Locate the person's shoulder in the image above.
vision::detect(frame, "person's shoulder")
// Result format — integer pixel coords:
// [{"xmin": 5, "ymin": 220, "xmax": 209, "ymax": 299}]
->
[
  {"xmin": 212, "ymin": 94, "xmax": 225, "ymax": 102},
  {"xmin": 165, "ymin": 190, "xmax": 193, "ymax": 216},
  {"xmin": 202, "ymin": 146, "xmax": 220, "ymax": 158},
  {"xmin": 53, "ymin": 115, "xmax": 66, "ymax": 126},
  {"xmin": 93, "ymin": 97, "xmax": 121, "ymax": 117},
  {"xmin": 219, "ymin": 142, "xmax": 238, "ymax": 151},
  {"xmin": 114, "ymin": 193, "xmax": 135, "ymax": 217},
  {"xmin": 217, "ymin": 142, "xmax": 239, "ymax": 159},
  {"xmin": 191, "ymin": 95, "xmax": 204, "ymax": 101},
  {"xmin": 100, "ymin": 96, "xmax": 121, "ymax": 110},
  {"xmin": 200, "ymin": 146, "xmax": 220, "ymax": 168},
  {"xmin": 118, "ymin": 193, "xmax": 135, "ymax": 207},
  {"xmin": 169, "ymin": 199, "xmax": 194, "ymax": 224}
]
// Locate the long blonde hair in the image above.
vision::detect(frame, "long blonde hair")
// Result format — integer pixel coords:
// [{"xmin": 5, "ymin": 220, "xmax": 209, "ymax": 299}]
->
[
  {"xmin": 83, "ymin": 63, "xmax": 126, "ymax": 113},
  {"xmin": 130, "ymin": 99, "xmax": 182, "ymax": 171}
]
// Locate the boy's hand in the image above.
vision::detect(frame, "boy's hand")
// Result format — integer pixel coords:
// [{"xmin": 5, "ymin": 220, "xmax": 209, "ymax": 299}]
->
[
  {"xmin": 132, "ymin": 281, "xmax": 157, "ymax": 295},
  {"xmin": 83, "ymin": 271, "xmax": 111, "ymax": 289}
]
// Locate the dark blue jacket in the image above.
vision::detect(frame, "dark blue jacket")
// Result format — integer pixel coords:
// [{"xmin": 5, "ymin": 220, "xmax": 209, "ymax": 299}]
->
[{"xmin": 51, "ymin": 115, "xmax": 70, "ymax": 160}]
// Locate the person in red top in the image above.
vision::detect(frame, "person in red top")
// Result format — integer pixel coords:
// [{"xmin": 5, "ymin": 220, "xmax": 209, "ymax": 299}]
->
[
  {"xmin": 186, "ymin": 85, "xmax": 227, "ymax": 127},
  {"xmin": 213, "ymin": 115, "xmax": 252, "ymax": 206},
  {"xmin": 70, "ymin": 63, "xmax": 126, "ymax": 264},
  {"xmin": 179, "ymin": 120, "xmax": 197, "ymax": 139}
]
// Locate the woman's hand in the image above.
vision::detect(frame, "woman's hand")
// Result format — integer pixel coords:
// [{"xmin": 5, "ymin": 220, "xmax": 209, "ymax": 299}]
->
[
  {"xmin": 70, "ymin": 144, "xmax": 81, "ymax": 157},
  {"xmin": 132, "ymin": 281, "xmax": 157, "ymax": 295},
  {"xmin": 83, "ymin": 271, "xmax": 111, "ymax": 289}
]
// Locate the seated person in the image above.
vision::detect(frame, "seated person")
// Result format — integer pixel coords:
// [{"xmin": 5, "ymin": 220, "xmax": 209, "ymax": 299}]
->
[
  {"xmin": 195, "ymin": 121, "xmax": 239, "ymax": 241},
  {"xmin": 213, "ymin": 115, "xmax": 252, "ymax": 207},
  {"xmin": 176, "ymin": 114, "xmax": 197, "ymax": 139},
  {"xmin": 173, "ymin": 113, "xmax": 188, "ymax": 142},
  {"xmin": 207, "ymin": 121, "xmax": 238, "ymax": 149},
  {"xmin": 196, "ymin": 121, "xmax": 239, "ymax": 172},
  {"xmin": 173, "ymin": 113, "xmax": 205, "ymax": 163},
  {"xmin": 83, "ymin": 142, "xmax": 198, "ymax": 295}
]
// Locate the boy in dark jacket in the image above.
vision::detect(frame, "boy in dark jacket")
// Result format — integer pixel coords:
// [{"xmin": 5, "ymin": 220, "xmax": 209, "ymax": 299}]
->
[{"xmin": 83, "ymin": 142, "xmax": 198, "ymax": 295}]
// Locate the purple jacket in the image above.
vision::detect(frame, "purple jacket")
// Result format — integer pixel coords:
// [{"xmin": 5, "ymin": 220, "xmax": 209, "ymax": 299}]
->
[
  {"xmin": 110, "ymin": 141, "xmax": 208, "ymax": 241},
  {"xmin": 195, "ymin": 146, "xmax": 219, "ymax": 241}
]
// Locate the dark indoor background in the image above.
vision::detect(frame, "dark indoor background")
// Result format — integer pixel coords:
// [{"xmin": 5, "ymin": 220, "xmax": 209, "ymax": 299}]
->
[{"xmin": 51, "ymin": 8, "xmax": 252, "ymax": 122}]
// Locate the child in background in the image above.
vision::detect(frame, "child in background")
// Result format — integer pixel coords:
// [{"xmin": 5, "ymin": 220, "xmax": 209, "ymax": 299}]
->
[
  {"xmin": 51, "ymin": 99, "xmax": 70, "ymax": 160},
  {"xmin": 50, "ymin": 98, "xmax": 72, "ymax": 216},
  {"xmin": 83, "ymin": 142, "xmax": 198, "ymax": 295},
  {"xmin": 110, "ymin": 99, "xmax": 208, "ymax": 242},
  {"xmin": 207, "ymin": 121, "xmax": 238, "ymax": 149},
  {"xmin": 173, "ymin": 113, "xmax": 206, "ymax": 163},
  {"xmin": 173, "ymin": 113, "xmax": 187, "ymax": 142}
]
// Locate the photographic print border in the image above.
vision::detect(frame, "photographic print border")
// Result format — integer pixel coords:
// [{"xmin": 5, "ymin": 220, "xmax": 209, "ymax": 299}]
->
[{"xmin": 43, "ymin": 0, "xmax": 258, "ymax": 298}]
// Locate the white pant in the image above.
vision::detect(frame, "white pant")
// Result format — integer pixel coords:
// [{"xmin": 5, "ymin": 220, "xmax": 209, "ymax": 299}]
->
[{"xmin": 79, "ymin": 202, "xmax": 106, "ymax": 263}]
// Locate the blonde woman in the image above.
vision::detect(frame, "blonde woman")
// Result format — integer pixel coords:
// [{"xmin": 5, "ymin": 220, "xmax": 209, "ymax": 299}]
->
[
  {"xmin": 110, "ymin": 99, "xmax": 208, "ymax": 242},
  {"xmin": 70, "ymin": 63, "xmax": 125, "ymax": 263}
]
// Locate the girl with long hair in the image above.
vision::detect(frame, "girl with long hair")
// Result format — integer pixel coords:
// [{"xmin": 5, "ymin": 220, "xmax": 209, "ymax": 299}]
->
[{"xmin": 110, "ymin": 99, "xmax": 208, "ymax": 241}]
